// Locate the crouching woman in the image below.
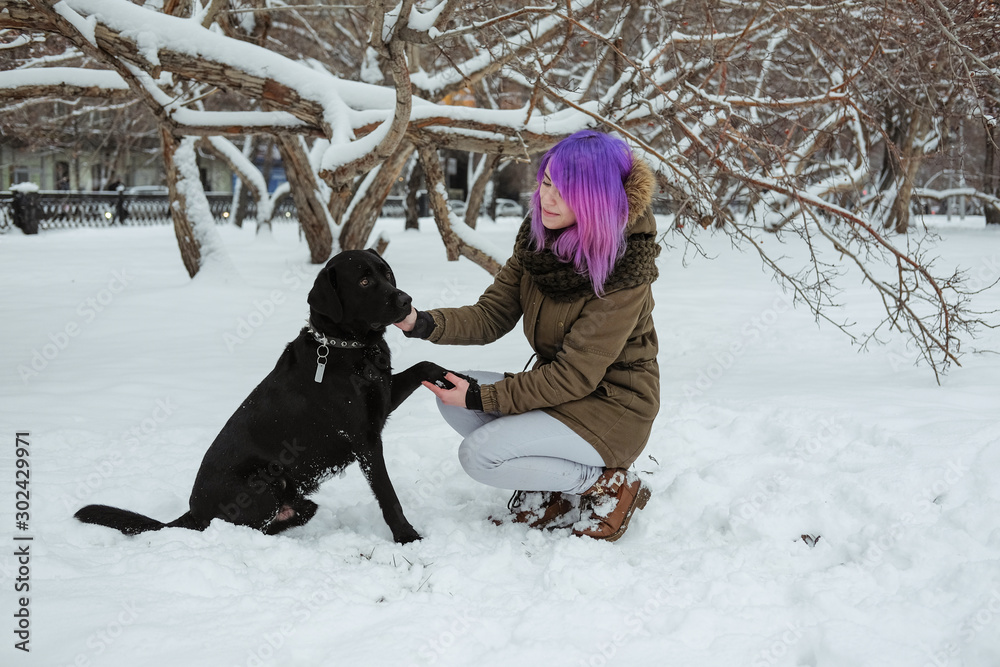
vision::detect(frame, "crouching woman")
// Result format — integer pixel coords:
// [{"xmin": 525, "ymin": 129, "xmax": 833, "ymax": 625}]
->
[{"xmin": 396, "ymin": 130, "xmax": 661, "ymax": 542}]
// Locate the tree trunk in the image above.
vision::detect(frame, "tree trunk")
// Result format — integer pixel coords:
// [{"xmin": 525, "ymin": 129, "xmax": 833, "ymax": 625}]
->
[
  {"xmin": 887, "ymin": 158, "xmax": 921, "ymax": 235},
  {"xmin": 230, "ymin": 179, "xmax": 244, "ymax": 228},
  {"xmin": 464, "ymin": 153, "xmax": 501, "ymax": 229},
  {"xmin": 160, "ymin": 126, "xmax": 201, "ymax": 277},
  {"xmin": 274, "ymin": 134, "xmax": 333, "ymax": 263},
  {"xmin": 418, "ymin": 145, "xmax": 461, "ymax": 261},
  {"xmin": 323, "ymin": 182, "xmax": 351, "ymax": 227},
  {"xmin": 235, "ymin": 179, "xmax": 252, "ymax": 228},
  {"xmin": 404, "ymin": 155, "xmax": 422, "ymax": 231},
  {"xmin": 881, "ymin": 109, "xmax": 929, "ymax": 234},
  {"xmin": 986, "ymin": 122, "xmax": 1000, "ymax": 226},
  {"xmin": 340, "ymin": 140, "xmax": 414, "ymax": 250}
]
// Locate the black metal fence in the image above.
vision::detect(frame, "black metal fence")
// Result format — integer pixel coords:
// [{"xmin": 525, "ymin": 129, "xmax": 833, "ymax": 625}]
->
[
  {"xmin": 0, "ymin": 191, "xmax": 424, "ymax": 234},
  {"xmin": 0, "ymin": 190, "xmax": 306, "ymax": 233}
]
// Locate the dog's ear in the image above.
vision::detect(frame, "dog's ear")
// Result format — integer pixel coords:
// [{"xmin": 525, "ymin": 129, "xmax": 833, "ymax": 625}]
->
[{"xmin": 307, "ymin": 266, "xmax": 343, "ymax": 322}]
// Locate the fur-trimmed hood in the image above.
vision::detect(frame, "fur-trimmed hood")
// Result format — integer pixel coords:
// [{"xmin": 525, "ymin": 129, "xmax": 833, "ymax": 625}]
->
[{"xmin": 624, "ymin": 155, "xmax": 657, "ymax": 234}]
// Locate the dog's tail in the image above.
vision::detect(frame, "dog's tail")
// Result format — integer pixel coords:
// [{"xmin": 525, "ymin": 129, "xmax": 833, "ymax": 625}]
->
[{"xmin": 74, "ymin": 504, "xmax": 206, "ymax": 536}]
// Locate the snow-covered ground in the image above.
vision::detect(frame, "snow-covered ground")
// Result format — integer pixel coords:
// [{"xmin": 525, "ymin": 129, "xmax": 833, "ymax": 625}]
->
[{"xmin": 1, "ymin": 215, "xmax": 999, "ymax": 667}]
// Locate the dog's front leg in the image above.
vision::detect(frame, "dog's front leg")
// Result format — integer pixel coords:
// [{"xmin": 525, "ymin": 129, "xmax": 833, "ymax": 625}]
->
[
  {"xmin": 389, "ymin": 361, "xmax": 449, "ymax": 413},
  {"xmin": 357, "ymin": 443, "xmax": 421, "ymax": 544}
]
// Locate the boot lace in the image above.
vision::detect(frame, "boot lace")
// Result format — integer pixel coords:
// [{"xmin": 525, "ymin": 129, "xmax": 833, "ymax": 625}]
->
[{"xmin": 507, "ymin": 490, "xmax": 526, "ymax": 512}]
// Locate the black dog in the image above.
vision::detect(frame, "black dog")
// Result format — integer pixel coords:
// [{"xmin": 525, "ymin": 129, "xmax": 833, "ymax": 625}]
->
[{"xmin": 75, "ymin": 249, "xmax": 449, "ymax": 543}]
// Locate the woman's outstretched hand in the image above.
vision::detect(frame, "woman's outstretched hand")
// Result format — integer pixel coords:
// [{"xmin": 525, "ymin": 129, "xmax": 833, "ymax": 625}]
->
[
  {"xmin": 394, "ymin": 306, "xmax": 418, "ymax": 332},
  {"xmin": 422, "ymin": 372, "xmax": 469, "ymax": 407}
]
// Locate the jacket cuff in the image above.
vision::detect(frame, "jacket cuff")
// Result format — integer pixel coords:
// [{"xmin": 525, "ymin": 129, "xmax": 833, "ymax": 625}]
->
[
  {"xmin": 402, "ymin": 310, "xmax": 436, "ymax": 339},
  {"xmin": 479, "ymin": 383, "xmax": 500, "ymax": 414},
  {"xmin": 426, "ymin": 310, "xmax": 448, "ymax": 343}
]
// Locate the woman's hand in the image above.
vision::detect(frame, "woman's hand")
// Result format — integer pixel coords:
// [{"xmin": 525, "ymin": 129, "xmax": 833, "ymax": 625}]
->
[
  {"xmin": 422, "ymin": 372, "xmax": 469, "ymax": 407},
  {"xmin": 394, "ymin": 306, "xmax": 418, "ymax": 332}
]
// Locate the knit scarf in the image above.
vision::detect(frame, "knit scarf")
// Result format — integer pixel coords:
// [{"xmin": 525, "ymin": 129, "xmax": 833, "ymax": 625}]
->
[{"xmin": 514, "ymin": 218, "xmax": 661, "ymax": 302}]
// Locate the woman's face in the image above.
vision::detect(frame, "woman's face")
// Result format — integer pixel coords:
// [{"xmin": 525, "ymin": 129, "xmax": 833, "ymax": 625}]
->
[{"xmin": 539, "ymin": 167, "xmax": 577, "ymax": 230}]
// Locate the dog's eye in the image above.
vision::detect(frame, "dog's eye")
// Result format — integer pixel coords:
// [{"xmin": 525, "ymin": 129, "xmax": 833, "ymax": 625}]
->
[{"xmin": 359, "ymin": 277, "xmax": 370, "ymax": 287}]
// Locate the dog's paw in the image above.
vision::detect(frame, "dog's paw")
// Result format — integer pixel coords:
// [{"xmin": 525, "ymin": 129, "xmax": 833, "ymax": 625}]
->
[
  {"xmin": 394, "ymin": 527, "xmax": 422, "ymax": 544},
  {"xmin": 414, "ymin": 362, "xmax": 479, "ymax": 391},
  {"xmin": 414, "ymin": 361, "xmax": 451, "ymax": 388},
  {"xmin": 413, "ymin": 360, "xmax": 446, "ymax": 376},
  {"xmin": 433, "ymin": 372, "xmax": 481, "ymax": 390}
]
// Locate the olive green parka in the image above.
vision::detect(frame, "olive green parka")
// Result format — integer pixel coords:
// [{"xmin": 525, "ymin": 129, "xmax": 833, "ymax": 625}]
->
[{"xmin": 427, "ymin": 158, "xmax": 660, "ymax": 469}]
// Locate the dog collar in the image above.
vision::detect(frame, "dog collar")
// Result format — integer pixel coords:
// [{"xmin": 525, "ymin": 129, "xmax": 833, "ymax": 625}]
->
[
  {"xmin": 306, "ymin": 319, "xmax": 367, "ymax": 383},
  {"xmin": 306, "ymin": 320, "xmax": 367, "ymax": 349}
]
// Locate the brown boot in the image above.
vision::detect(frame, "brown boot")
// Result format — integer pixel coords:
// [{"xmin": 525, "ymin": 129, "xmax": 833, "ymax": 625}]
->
[
  {"xmin": 491, "ymin": 491, "xmax": 578, "ymax": 530},
  {"xmin": 572, "ymin": 469, "xmax": 651, "ymax": 542}
]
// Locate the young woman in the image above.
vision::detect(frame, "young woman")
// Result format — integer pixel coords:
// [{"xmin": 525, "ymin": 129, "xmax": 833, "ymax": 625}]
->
[{"xmin": 395, "ymin": 130, "xmax": 660, "ymax": 542}]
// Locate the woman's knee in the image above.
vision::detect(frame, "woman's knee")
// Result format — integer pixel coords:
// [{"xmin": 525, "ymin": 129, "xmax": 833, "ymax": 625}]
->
[{"xmin": 457, "ymin": 437, "xmax": 491, "ymax": 479}]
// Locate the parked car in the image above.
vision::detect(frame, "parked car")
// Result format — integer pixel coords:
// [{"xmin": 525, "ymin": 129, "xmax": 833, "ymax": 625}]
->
[
  {"xmin": 447, "ymin": 199, "xmax": 467, "ymax": 217},
  {"xmin": 494, "ymin": 198, "xmax": 524, "ymax": 217}
]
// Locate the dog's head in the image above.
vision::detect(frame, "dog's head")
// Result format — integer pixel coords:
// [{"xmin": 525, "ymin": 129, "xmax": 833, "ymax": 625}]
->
[{"xmin": 307, "ymin": 249, "xmax": 412, "ymax": 335}]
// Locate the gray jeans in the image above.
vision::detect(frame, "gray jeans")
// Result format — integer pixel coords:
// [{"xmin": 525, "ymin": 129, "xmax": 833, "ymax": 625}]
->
[{"xmin": 437, "ymin": 371, "xmax": 605, "ymax": 495}]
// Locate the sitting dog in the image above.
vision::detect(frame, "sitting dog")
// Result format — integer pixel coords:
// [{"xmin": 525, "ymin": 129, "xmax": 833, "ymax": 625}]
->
[{"xmin": 75, "ymin": 249, "xmax": 449, "ymax": 543}]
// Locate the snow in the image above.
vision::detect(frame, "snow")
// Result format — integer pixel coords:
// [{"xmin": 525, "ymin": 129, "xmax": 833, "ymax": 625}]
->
[
  {"xmin": 320, "ymin": 109, "xmax": 399, "ymax": 172},
  {"xmin": 0, "ymin": 34, "xmax": 39, "ymax": 50},
  {"xmin": 406, "ymin": 1, "xmax": 447, "ymax": 36},
  {"xmin": 2, "ymin": 215, "xmax": 1000, "ymax": 666},
  {"xmin": 382, "ymin": 2, "xmax": 403, "ymax": 43},
  {"xmin": 52, "ymin": 0, "xmax": 98, "ymax": 45},
  {"xmin": 361, "ymin": 46, "xmax": 385, "ymax": 85},
  {"xmin": 0, "ymin": 67, "xmax": 128, "ymax": 90}
]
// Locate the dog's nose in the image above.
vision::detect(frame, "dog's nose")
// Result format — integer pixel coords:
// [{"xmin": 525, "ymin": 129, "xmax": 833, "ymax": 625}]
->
[{"xmin": 395, "ymin": 292, "xmax": 412, "ymax": 310}]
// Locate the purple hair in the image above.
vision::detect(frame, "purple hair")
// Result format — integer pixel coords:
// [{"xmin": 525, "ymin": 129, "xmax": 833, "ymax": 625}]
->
[{"xmin": 530, "ymin": 130, "xmax": 632, "ymax": 296}]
